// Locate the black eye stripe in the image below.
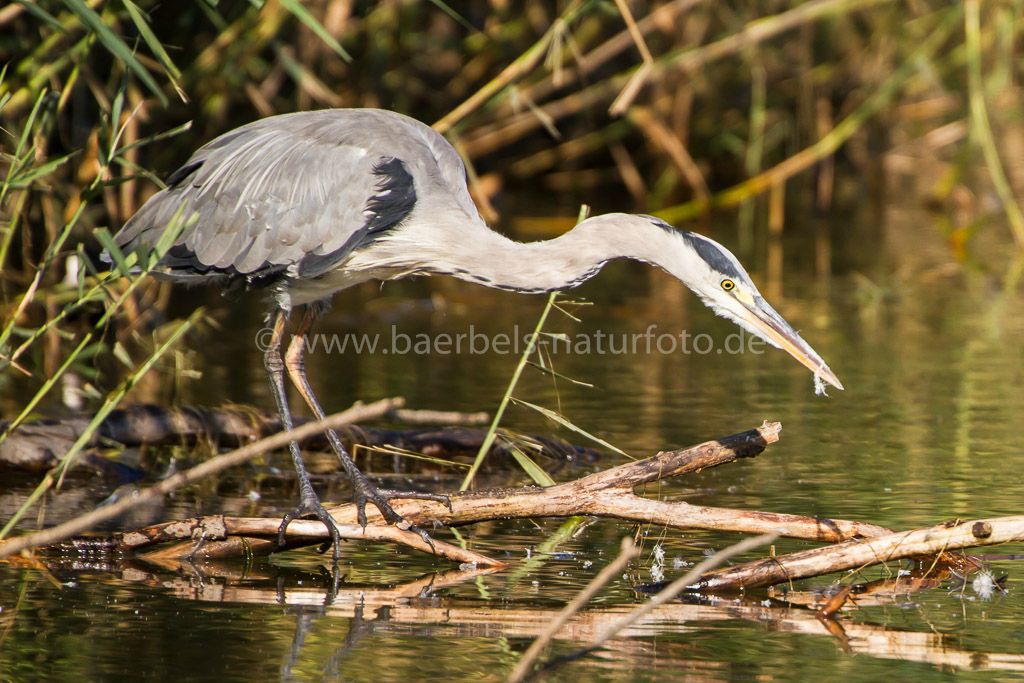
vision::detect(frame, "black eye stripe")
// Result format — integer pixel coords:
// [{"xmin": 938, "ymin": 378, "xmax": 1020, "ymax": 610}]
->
[{"xmin": 680, "ymin": 232, "xmax": 744, "ymax": 280}]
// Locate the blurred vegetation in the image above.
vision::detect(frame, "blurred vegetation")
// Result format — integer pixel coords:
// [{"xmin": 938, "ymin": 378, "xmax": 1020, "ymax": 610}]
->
[{"xmin": 1, "ymin": 0, "xmax": 1023, "ymax": 427}]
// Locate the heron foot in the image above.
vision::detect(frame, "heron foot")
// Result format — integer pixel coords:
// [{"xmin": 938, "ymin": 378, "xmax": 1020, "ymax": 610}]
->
[
  {"xmin": 277, "ymin": 489, "xmax": 344, "ymax": 563},
  {"xmin": 351, "ymin": 473, "xmax": 451, "ymax": 554}
]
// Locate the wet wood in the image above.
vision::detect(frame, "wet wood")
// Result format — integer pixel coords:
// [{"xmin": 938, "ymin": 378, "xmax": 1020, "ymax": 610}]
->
[
  {"xmin": 816, "ymin": 586, "xmax": 853, "ymax": 619},
  {"xmin": 133, "ymin": 517, "xmax": 503, "ymax": 568},
  {"xmin": 0, "ymin": 399, "xmax": 404, "ymax": 560},
  {"xmin": 68, "ymin": 421, "xmax": 770, "ymax": 564},
  {"xmin": 696, "ymin": 515, "xmax": 1024, "ymax": 590},
  {"xmin": 17, "ymin": 417, "xmax": 1023, "ymax": 593},
  {"xmin": 121, "ymin": 421, "xmax": 896, "ymax": 564},
  {"xmin": 311, "ymin": 420, "xmax": 887, "ymax": 543}
]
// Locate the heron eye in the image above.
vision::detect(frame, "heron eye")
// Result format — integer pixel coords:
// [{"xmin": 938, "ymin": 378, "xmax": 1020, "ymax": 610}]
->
[{"xmin": 721, "ymin": 279, "xmax": 735, "ymax": 291}]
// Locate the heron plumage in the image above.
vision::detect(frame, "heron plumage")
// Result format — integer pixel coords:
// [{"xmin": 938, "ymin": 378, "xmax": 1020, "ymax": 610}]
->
[
  {"xmin": 108, "ymin": 107, "xmax": 843, "ymax": 560},
  {"xmin": 115, "ymin": 109, "xmax": 483, "ymax": 288}
]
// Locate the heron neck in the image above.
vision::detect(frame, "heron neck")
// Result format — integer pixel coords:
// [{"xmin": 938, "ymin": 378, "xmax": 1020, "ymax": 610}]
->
[{"xmin": 426, "ymin": 212, "xmax": 694, "ymax": 293}]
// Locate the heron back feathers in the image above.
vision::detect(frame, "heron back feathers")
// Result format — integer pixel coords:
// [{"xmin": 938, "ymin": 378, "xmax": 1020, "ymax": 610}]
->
[{"xmin": 112, "ymin": 109, "xmax": 479, "ymax": 290}]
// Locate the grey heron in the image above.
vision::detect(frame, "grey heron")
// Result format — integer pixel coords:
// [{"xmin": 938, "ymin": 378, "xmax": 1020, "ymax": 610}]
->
[{"xmin": 110, "ymin": 108, "xmax": 842, "ymax": 561}]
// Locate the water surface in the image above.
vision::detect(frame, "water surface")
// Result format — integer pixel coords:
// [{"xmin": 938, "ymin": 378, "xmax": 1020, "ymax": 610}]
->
[{"xmin": 2, "ymin": 185, "xmax": 1023, "ymax": 681}]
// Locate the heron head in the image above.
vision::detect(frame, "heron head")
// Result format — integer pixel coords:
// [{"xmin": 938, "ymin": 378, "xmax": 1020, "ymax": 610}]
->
[{"xmin": 647, "ymin": 218, "xmax": 843, "ymax": 391}]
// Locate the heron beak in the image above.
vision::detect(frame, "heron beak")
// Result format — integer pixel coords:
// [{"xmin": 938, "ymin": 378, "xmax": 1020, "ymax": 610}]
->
[{"xmin": 739, "ymin": 296, "xmax": 844, "ymax": 391}]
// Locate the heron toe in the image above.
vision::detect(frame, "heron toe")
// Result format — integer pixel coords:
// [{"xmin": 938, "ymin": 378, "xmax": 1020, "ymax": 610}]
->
[
  {"xmin": 277, "ymin": 489, "xmax": 344, "ymax": 562},
  {"xmin": 350, "ymin": 473, "xmax": 449, "ymax": 553}
]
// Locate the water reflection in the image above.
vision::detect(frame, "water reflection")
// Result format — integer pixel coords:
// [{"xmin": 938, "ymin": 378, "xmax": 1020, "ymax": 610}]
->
[
  {"xmin": 2, "ymin": 197, "xmax": 1024, "ymax": 680},
  {"xmin": 7, "ymin": 552, "xmax": 1023, "ymax": 681}
]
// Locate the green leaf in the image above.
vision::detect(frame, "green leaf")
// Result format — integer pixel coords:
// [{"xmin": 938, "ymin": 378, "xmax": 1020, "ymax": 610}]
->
[
  {"xmin": 112, "ymin": 341, "xmax": 133, "ymax": 369},
  {"xmin": 279, "ymin": 0, "xmax": 352, "ymax": 63},
  {"xmin": 10, "ymin": 152, "xmax": 76, "ymax": 188},
  {"xmin": 149, "ymin": 207, "xmax": 194, "ymax": 262},
  {"xmin": 425, "ymin": 0, "xmax": 479, "ymax": 34},
  {"xmin": 121, "ymin": 0, "xmax": 184, "ymax": 89},
  {"xmin": 511, "ymin": 398, "xmax": 631, "ymax": 458},
  {"xmin": 525, "ymin": 360, "xmax": 594, "ymax": 388},
  {"xmin": 503, "ymin": 439, "xmax": 556, "ymax": 487},
  {"xmin": 117, "ymin": 120, "xmax": 192, "ymax": 156},
  {"xmin": 16, "ymin": 1, "xmax": 65, "ymax": 32},
  {"xmin": 93, "ymin": 228, "xmax": 133, "ymax": 277},
  {"xmin": 59, "ymin": 0, "xmax": 168, "ymax": 105}
]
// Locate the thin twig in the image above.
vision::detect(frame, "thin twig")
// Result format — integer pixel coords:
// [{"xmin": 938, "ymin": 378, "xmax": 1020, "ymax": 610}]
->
[
  {"xmin": 508, "ymin": 537, "xmax": 639, "ymax": 683},
  {"xmin": 609, "ymin": 0, "xmax": 656, "ymax": 115},
  {"xmin": 628, "ymin": 106, "xmax": 710, "ymax": 201},
  {"xmin": 389, "ymin": 407, "xmax": 490, "ymax": 426},
  {"xmin": 131, "ymin": 517, "xmax": 502, "ymax": 567},
  {"xmin": 432, "ymin": 1, "xmax": 587, "ymax": 134}
]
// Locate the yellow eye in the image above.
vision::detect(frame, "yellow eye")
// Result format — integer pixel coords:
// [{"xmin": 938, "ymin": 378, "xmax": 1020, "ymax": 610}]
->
[{"xmin": 721, "ymin": 279, "xmax": 735, "ymax": 291}]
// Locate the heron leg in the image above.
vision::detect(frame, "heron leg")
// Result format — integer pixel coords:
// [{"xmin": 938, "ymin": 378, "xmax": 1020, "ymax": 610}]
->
[
  {"xmin": 284, "ymin": 306, "xmax": 450, "ymax": 546},
  {"xmin": 264, "ymin": 308, "xmax": 343, "ymax": 561}
]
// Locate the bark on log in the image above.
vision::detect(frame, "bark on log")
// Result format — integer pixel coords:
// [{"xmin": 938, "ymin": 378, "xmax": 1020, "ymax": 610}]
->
[
  {"xmin": 127, "ymin": 421, "xmax": 893, "ymax": 564},
  {"xmin": 696, "ymin": 515, "xmax": 1024, "ymax": 590},
  {"xmin": 23, "ymin": 417, "xmax": 1021, "ymax": 592},
  {"xmin": 316, "ymin": 420, "xmax": 886, "ymax": 543},
  {"xmin": 128, "ymin": 517, "xmax": 503, "ymax": 567}
]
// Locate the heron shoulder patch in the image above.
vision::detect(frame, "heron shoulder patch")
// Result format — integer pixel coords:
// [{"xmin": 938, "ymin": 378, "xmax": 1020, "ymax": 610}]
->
[
  {"xmin": 165, "ymin": 160, "xmax": 204, "ymax": 188},
  {"xmin": 365, "ymin": 157, "xmax": 417, "ymax": 231},
  {"xmin": 294, "ymin": 156, "xmax": 417, "ymax": 279}
]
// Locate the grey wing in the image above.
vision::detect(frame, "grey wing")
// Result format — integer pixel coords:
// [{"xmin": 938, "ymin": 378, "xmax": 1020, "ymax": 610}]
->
[{"xmin": 114, "ymin": 114, "xmax": 416, "ymax": 282}]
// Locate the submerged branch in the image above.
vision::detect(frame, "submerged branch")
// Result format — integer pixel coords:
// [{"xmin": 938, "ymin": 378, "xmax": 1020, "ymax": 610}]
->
[{"xmin": 130, "ymin": 517, "xmax": 501, "ymax": 568}]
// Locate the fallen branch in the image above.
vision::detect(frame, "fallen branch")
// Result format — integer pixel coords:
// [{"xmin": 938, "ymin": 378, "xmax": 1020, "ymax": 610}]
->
[
  {"xmin": 128, "ymin": 517, "xmax": 501, "ymax": 568},
  {"xmin": 695, "ymin": 516, "xmax": 1024, "ymax": 591},
  {"xmin": 21, "ymin": 418, "xmax": 1022, "ymax": 594},
  {"xmin": 318, "ymin": 420, "xmax": 886, "ymax": 543},
  {"xmin": 116, "ymin": 421, "xmax": 893, "ymax": 564}
]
